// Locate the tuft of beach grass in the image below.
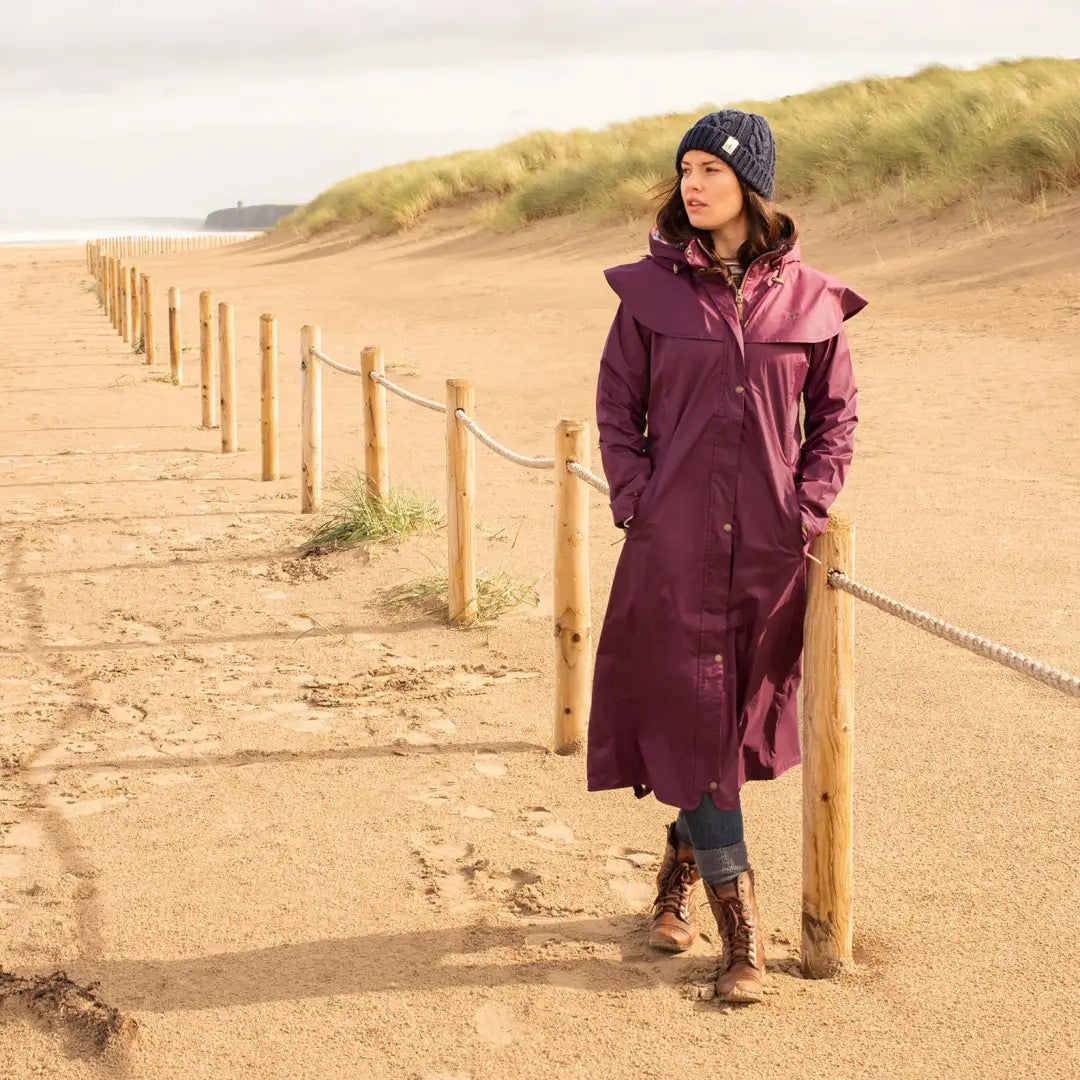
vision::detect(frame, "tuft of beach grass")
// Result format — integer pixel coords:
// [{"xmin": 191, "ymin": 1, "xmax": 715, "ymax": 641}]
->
[
  {"xmin": 382, "ymin": 570, "xmax": 539, "ymax": 627},
  {"xmin": 303, "ymin": 470, "xmax": 442, "ymax": 554}
]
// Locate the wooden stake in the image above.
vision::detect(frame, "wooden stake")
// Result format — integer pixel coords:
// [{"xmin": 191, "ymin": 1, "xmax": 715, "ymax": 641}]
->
[
  {"xmin": 113, "ymin": 257, "xmax": 122, "ymax": 331},
  {"xmin": 445, "ymin": 379, "xmax": 477, "ymax": 626},
  {"xmin": 260, "ymin": 314, "xmax": 279, "ymax": 480},
  {"xmin": 199, "ymin": 291, "xmax": 218, "ymax": 427},
  {"xmin": 129, "ymin": 266, "xmax": 140, "ymax": 351},
  {"xmin": 300, "ymin": 325, "xmax": 322, "ymax": 513},
  {"xmin": 553, "ymin": 419, "xmax": 592, "ymax": 753},
  {"xmin": 106, "ymin": 258, "xmax": 116, "ymax": 326},
  {"xmin": 168, "ymin": 288, "xmax": 182, "ymax": 384},
  {"xmin": 360, "ymin": 345, "xmax": 389, "ymax": 501},
  {"xmin": 802, "ymin": 512, "xmax": 856, "ymax": 978},
  {"xmin": 118, "ymin": 262, "xmax": 129, "ymax": 342},
  {"xmin": 219, "ymin": 302, "xmax": 237, "ymax": 453},
  {"xmin": 142, "ymin": 275, "xmax": 155, "ymax": 365}
]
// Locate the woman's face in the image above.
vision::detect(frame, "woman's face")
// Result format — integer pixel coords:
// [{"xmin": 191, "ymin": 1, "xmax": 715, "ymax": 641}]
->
[{"xmin": 680, "ymin": 151, "xmax": 745, "ymax": 231}]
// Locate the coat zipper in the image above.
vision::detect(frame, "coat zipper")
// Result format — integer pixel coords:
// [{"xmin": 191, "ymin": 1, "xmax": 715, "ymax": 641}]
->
[{"xmin": 732, "ymin": 251, "xmax": 781, "ymax": 327}]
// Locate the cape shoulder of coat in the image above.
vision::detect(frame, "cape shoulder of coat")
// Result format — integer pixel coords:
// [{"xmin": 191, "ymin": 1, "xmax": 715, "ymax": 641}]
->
[{"xmin": 603, "ymin": 246, "xmax": 867, "ymax": 345}]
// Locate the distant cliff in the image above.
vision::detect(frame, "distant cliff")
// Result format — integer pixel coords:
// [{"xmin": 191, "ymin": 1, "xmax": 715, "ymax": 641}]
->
[{"xmin": 202, "ymin": 204, "xmax": 299, "ymax": 231}]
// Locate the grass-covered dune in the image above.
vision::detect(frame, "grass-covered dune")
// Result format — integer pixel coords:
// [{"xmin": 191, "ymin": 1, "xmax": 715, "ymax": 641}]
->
[{"xmin": 283, "ymin": 58, "xmax": 1080, "ymax": 237}]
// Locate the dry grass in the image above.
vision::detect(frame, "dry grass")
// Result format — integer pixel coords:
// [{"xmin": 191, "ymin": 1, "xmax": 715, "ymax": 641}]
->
[
  {"xmin": 303, "ymin": 470, "xmax": 443, "ymax": 554},
  {"xmin": 382, "ymin": 570, "xmax": 539, "ymax": 627},
  {"xmin": 283, "ymin": 59, "xmax": 1080, "ymax": 237}
]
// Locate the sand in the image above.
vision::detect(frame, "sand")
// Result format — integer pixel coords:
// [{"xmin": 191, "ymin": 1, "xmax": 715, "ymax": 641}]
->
[{"xmin": 1, "ymin": 200, "xmax": 1078, "ymax": 1080}]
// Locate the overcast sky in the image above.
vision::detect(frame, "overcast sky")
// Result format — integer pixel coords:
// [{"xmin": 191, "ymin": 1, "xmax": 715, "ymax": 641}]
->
[{"xmin": 3, "ymin": 1, "xmax": 1079, "ymax": 222}]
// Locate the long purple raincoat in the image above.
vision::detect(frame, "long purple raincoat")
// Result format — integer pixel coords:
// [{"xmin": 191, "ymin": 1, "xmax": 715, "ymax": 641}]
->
[{"xmin": 588, "ymin": 229, "xmax": 866, "ymax": 811}]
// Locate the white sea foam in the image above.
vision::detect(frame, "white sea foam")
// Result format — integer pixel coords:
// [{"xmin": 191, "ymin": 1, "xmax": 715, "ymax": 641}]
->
[{"xmin": 0, "ymin": 217, "xmax": 255, "ymax": 247}]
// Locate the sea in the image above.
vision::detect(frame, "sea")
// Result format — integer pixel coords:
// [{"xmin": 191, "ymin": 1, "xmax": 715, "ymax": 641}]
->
[{"xmin": 0, "ymin": 217, "xmax": 248, "ymax": 247}]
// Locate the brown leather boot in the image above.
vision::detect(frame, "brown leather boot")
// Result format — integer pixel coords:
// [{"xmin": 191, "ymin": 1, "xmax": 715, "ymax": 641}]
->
[
  {"xmin": 704, "ymin": 870, "xmax": 765, "ymax": 1003},
  {"xmin": 647, "ymin": 822, "xmax": 701, "ymax": 953}
]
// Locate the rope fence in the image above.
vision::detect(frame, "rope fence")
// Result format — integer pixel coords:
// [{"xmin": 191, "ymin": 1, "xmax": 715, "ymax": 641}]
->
[
  {"xmin": 566, "ymin": 460, "xmax": 611, "ymax": 496},
  {"xmin": 83, "ymin": 238, "xmax": 1080, "ymax": 981},
  {"xmin": 829, "ymin": 571, "xmax": 1080, "ymax": 698},
  {"xmin": 454, "ymin": 411, "xmax": 555, "ymax": 470},
  {"xmin": 370, "ymin": 371, "xmax": 446, "ymax": 413}
]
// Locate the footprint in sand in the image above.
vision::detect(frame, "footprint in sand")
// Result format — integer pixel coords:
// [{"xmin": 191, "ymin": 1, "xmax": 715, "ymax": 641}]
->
[
  {"xmin": 85, "ymin": 768, "xmax": 121, "ymax": 789},
  {"xmin": 66, "ymin": 741, "xmax": 102, "ymax": 755},
  {"xmin": 408, "ymin": 786, "xmax": 456, "ymax": 808},
  {"xmin": 522, "ymin": 807, "xmax": 575, "ymax": 845},
  {"xmin": 266, "ymin": 703, "xmax": 331, "ymax": 734},
  {"xmin": 24, "ymin": 746, "xmax": 66, "ymax": 786},
  {"xmin": 2, "ymin": 823, "xmax": 43, "ymax": 849},
  {"xmin": 473, "ymin": 1003, "xmax": 522, "ymax": 1047},
  {"xmin": 394, "ymin": 730, "xmax": 439, "ymax": 755},
  {"xmin": 415, "ymin": 839, "xmax": 482, "ymax": 912},
  {"xmin": 45, "ymin": 794, "xmax": 127, "ymax": 818},
  {"xmin": 144, "ymin": 771, "xmax": 194, "ymax": 787},
  {"xmin": 108, "ymin": 704, "xmax": 147, "ymax": 726},
  {"xmin": 474, "ymin": 753, "xmax": 506, "ymax": 777},
  {"xmin": 439, "ymin": 669, "xmax": 538, "ymax": 693},
  {"xmin": 424, "ymin": 715, "xmax": 457, "ymax": 737},
  {"xmin": 461, "ymin": 805, "xmax": 494, "ymax": 820},
  {"xmin": 608, "ymin": 878, "xmax": 655, "ymax": 909},
  {"xmin": 0, "ymin": 853, "xmax": 25, "ymax": 879},
  {"xmin": 606, "ymin": 844, "xmax": 658, "ymax": 909},
  {"xmin": 607, "ymin": 846, "xmax": 658, "ymax": 871}
]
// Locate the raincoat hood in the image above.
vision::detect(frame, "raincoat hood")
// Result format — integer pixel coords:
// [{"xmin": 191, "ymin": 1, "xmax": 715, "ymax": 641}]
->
[
  {"xmin": 603, "ymin": 226, "xmax": 865, "ymax": 346},
  {"xmin": 644, "ymin": 222, "xmax": 799, "ymax": 276}
]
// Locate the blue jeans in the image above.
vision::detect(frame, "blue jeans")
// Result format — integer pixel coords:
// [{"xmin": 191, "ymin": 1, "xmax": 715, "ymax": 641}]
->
[{"xmin": 676, "ymin": 794, "xmax": 744, "ymax": 849}]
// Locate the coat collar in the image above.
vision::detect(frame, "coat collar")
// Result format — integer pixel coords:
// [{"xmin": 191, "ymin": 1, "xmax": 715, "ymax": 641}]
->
[{"xmin": 646, "ymin": 226, "xmax": 800, "ymax": 280}]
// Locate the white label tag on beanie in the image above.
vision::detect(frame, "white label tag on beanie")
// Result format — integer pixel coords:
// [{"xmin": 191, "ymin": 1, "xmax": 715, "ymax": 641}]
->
[{"xmin": 723, "ymin": 135, "xmax": 740, "ymax": 154}]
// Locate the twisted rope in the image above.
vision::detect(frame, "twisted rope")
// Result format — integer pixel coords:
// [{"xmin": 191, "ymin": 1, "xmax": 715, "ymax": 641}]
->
[
  {"xmin": 566, "ymin": 460, "xmax": 610, "ymax": 495},
  {"xmin": 828, "ymin": 571, "xmax": 1080, "ymax": 698},
  {"xmin": 454, "ymin": 410, "xmax": 555, "ymax": 469},
  {"xmin": 369, "ymin": 371, "xmax": 446, "ymax": 413},
  {"xmin": 310, "ymin": 347, "xmax": 363, "ymax": 378}
]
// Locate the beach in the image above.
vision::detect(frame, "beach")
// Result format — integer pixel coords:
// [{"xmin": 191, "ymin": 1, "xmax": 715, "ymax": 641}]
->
[{"xmin": 1, "ymin": 201, "xmax": 1078, "ymax": 1079}]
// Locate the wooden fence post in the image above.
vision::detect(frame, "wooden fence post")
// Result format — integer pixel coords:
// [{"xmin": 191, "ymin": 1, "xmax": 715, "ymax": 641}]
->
[
  {"xmin": 446, "ymin": 379, "xmax": 477, "ymax": 626},
  {"xmin": 168, "ymin": 288, "xmax": 182, "ymax": 383},
  {"xmin": 802, "ymin": 512, "xmax": 856, "ymax": 978},
  {"xmin": 118, "ymin": 262, "xmax": 129, "ymax": 341},
  {"xmin": 106, "ymin": 258, "xmax": 115, "ymax": 325},
  {"xmin": 113, "ymin": 258, "xmax": 122, "ymax": 331},
  {"xmin": 300, "ymin": 325, "xmax": 322, "ymax": 512},
  {"xmin": 199, "ymin": 291, "xmax": 217, "ymax": 427},
  {"xmin": 142, "ymin": 275, "xmax": 155, "ymax": 365},
  {"xmin": 360, "ymin": 345, "xmax": 389, "ymax": 501},
  {"xmin": 553, "ymin": 419, "xmax": 592, "ymax": 753},
  {"xmin": 130, "ymin": 266, "xmax": 140, "ymax": 351},
  {"xmin": 219, "ymin": 302, "xmax": 237, "ymax": 453},
  {"xmin": 260, "ymin": 314, "xmax": 279, "ymax": 480}
]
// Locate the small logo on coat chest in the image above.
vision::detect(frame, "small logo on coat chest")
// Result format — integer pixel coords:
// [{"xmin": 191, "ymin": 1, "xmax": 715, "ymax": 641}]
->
[{"xmin": 787, "ymin": 312, "xmax": 799, "ymax": 324}]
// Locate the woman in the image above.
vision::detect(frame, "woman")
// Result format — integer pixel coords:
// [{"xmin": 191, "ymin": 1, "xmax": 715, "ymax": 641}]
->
[{"xmin": 589, "ymin": 109, "xmax": 865, "ymax": 1004}]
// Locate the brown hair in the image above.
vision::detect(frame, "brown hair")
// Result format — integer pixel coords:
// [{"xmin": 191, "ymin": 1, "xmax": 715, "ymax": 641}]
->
[{"xmin": 654, "ymin": 175, "xmax": 797, "ymax": 273}]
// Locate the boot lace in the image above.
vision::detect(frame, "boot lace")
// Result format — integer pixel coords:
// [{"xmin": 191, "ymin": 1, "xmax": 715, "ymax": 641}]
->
[
  {"xmin": 655, "ymin": 861, "xmax": 697, "ymax": 920},
  {"xmin": 718, "ymin": 898, "xmax": 757, "ymax": 966}
]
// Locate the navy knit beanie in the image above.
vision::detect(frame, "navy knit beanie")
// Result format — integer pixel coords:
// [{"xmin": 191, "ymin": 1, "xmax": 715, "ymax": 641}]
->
[{"xmin": 675, "ymin": 110, "xmax": 776, "ymax": 201}]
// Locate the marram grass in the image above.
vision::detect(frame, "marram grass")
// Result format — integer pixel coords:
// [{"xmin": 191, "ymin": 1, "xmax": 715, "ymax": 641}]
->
[
  {"xmin": 304, "ymin": 471, "xmax": 443, "ymax": 553},
  {"xmin": 382, "ymin": 571, "xmax": 540, "ymax": 627},
  {"xmin": 283, "ymin": 59, "xmax": 1080, "ymax": 237}
]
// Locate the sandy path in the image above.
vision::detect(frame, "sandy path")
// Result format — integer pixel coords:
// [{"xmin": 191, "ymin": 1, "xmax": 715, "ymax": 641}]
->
[{"xmin": 0, "ymin": 203, "xmax": 1078, "ymax": 1079}]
